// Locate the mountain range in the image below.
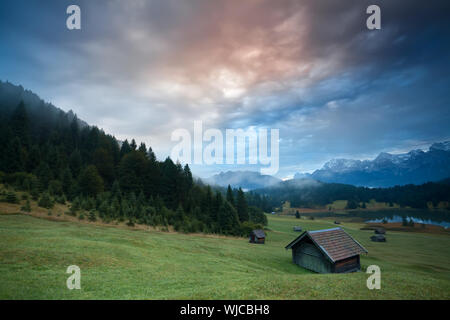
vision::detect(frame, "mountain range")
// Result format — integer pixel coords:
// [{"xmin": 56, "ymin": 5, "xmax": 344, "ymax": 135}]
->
[
  {"xmin": 294, "ymin": 142, "xmax": 450, "ymax": 187},
  {"xmin": 205, "ymin": 142, "xmax": 450, "ymax": 190}
]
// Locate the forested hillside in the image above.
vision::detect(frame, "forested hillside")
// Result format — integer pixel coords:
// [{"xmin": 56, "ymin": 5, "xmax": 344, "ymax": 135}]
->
[
  {"xmin": 252, "ymin": 178, "xmax": 450, "ymax": 210},
  {"xmin": 0, "ymin": 83, "xmax": 267, "ymax": 235}
]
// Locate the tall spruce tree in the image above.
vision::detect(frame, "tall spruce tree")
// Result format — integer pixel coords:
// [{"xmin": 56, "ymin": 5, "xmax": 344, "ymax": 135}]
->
[
  {"xmin": 120, "ymin": 139, "xmax": 132, "ymax": 158},
  {"xmin": 226, "ymin": 185, "xmax": 234, "ymax": 207},
  {"xmin": 236, "ymin": 188, "xmax": 249, "ymax": 222},
  {"xmin": 78, "ymin": 165, "xmax": 104, "ymax": 197},
  {"xmin": 10, "ymin": 101, "xmax": 30, "ymax": 147},
  {"xmin": 218, "ymin": 201, "xmax": 240, "ymax": 235}
]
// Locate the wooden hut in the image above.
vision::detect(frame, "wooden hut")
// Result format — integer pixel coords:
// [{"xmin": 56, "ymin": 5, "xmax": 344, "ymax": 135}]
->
[
  {"xmin": 371, "ymin": 234, "xmax": 386, "ymax": 242},
  {"xmin": 249, "ymin": 229, "xmax": 265, "ymax": 244},
  {"xmin": 285, "ymin": 227, "xmax": 367, "ymax": 273}
]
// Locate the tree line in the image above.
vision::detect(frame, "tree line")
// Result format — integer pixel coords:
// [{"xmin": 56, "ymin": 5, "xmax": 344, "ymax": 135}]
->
[{"xmin": 254, "ymin": 179, "xmax": 450, "ymax": 210}]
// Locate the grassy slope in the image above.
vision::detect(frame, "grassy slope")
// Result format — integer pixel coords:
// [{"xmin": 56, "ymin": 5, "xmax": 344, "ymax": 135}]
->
[{"xmin": 0, "ymin": 213, "xmax": 449, "ymax": 299}]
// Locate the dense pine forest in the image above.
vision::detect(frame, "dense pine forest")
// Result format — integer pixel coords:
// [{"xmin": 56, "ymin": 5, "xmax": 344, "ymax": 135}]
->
[{"xmin": 0, "ymin": 84, "xmax": 267, "ymax": 235}]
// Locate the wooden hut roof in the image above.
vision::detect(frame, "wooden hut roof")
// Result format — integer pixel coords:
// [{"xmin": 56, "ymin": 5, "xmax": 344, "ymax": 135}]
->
[
  {"xmin": 285, "ymin": 227, "xmax": 367, "ymax": 262},
  {"xmin": 252, "ymin": 229, "xmax": 266, "ymax": 238}
]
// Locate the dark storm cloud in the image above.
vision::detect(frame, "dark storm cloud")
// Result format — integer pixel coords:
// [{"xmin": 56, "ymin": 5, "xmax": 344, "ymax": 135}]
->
[{"xmin": 1, "ymin": 0, "xmax": 449, "ymax": 178}]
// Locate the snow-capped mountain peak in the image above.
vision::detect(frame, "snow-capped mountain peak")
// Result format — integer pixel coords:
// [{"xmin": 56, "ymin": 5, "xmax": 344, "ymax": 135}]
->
[
  {"xmin": 322, "ymin": 158, "xmax": 361, "ymax": 171},
  {"xmin": 430, "ymin": 141, "xmax": 450, "ymax": 152},
  {"xmin": 294, "ymin": 141, "xmax": 450, "ymax": 187}
]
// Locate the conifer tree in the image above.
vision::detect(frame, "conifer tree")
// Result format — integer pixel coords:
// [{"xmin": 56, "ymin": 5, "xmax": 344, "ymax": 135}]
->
[
  {"xmin": 111, "ymin": 180, "xmax": 122, "ymax": 200},
  {"xmin": 236, "ymin": 188, "xmax": 249, "ymax": 222},
  {"xmin": 130, "ymin": 139, "xmax": 137, "ymax": 151},
  {"xmin": 88, "ymin": 210, "xmax": 97, "ymax": 222},
  {"xmin": 21, "ymin": 199, "xmax": 31, "ymax": 212},
  {"xmin": 138, "ymin": 142, "xmax": 147, "ymax": 154},
  {"xmin": 183, "ymin": 164, "xmax": 193, "ymax": 190},
  {"xmin": 61, "ymin": 167, "xmax": 73, "ymax": 196},
  {"xmin": 38, "ymin": 192, "xmax": 53, "ymax": 209},
  {"xmin": 226, "ymin": 185, "xmax": 234, "ymax": 207},
  {"xmin": 10, "ymin": 101, "xmax": 30, "ymax": 146},
  {"xmin": 120, "ymin": 139, "xmax": 132, "ymax": 158},
  {"xmin": 78, "ymin": 165, "xmax": 104, "ymax": 197},
  {"xmin": 5, "ymin": 191, "xmax": 18, "ymax": 204},
  {"xmin": 218, "ymin": 201, "xmax": 240, "ymax": 235},
  {"xmin": 69, "ymin": 150, "xmax": 82, "ymax": 177}
]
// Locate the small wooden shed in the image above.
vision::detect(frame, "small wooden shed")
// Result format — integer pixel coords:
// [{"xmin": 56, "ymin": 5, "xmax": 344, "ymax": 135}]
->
[
  {"xmin": 371, "ymin": 234, "xmax": 386, "ymax": 242},
  {"xmin": 249, "ymin": 229, "xmax": 265, "ymax": 244},
  {"xmin": 285, "ymin": 227, "xmax": 367, "ymax": 273}
]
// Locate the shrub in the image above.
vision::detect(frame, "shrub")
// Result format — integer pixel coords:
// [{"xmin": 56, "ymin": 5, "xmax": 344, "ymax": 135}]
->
[
  {"xmin": 102, "ymin": 216, "xmax": 111, "ymax": 224},
  {"xmin": 56, "ymin": 195, "xmax": 66, "ymax": 205},
  {"xmin": 48, "ymin": 180, "xmax": 63, "ymax": 196},
  {"xmin": 248, "ymin": 206, "xmax": 268, "ymax": 225},
  {"xmin": 78, "ymin": 213, "xmax": 85, "ymax": 220},
  {"xmin": 31, "ymin": 188, "xmax": 40, "ymax": 201},
  {"xmin": 21, "ymin": 199, "xmax": 31, "ymax": 212},
  {"xmin": 126, "ymin": 218, "xmax": 135, "ymax": 227},
  {"xmin": 240, "ymin": 221, "xmax": 263, "ymax": 237},
  {"xmin": 5, "ymin": 191, "xmax": 19, "ymax": 204},
  {"xmin": 173, "ymin": 220, "xmax": 182, "ymax": 232},
  {"xmin": 346, "ymin": 199, "xmax": 358, "ymax": 209},
  {"xmin": 47, "ymin": 210, "xmax": 52, "ymax": 216},
  {"xmin": 69, "ymin": 197, "xmax": 81, "ymax": 215},
  {"xmin": 38, "ymin": 192, "xmax": 54, "ymax": 209},
  {"xmin": 88, "ymin": 210, "xmax": 97, "ymax": 222},
  {"xmin": 240, "ymin": 221, "xmax": 251, "ymax": 236},
  {"xmin": 98, "ymin": 201, "xmax": 109, "ymax": 218}
]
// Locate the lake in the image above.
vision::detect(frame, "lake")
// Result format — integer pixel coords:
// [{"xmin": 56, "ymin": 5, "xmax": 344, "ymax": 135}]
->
[{"xmin": 311, "ymin": 209, "xmax": 450, "ymax": 228}]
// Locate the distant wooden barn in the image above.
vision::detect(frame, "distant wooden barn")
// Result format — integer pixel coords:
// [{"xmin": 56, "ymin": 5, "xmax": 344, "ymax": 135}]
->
[
  {"xmin": 371, "ymin": 234, "xmax": 386, "ymax": 242},
  {"xmin": 285, "ymin": 227, "xmax": 367, "ymax": 273},
  {"xmin": 249, "ymin": 229, "xmax": 265, "ymax": 244}
]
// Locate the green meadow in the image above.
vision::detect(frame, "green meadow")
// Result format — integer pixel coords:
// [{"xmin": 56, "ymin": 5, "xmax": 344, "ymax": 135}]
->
[{"xmin": 0, "ymin": 213, "xmax": 449, "ymax": 299}]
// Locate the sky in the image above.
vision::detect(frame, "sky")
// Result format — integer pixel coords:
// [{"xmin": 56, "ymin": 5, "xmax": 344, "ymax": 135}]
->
[{"xmin": 1, "ymin": 0, "xmax": 450, "ymax": 179}]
